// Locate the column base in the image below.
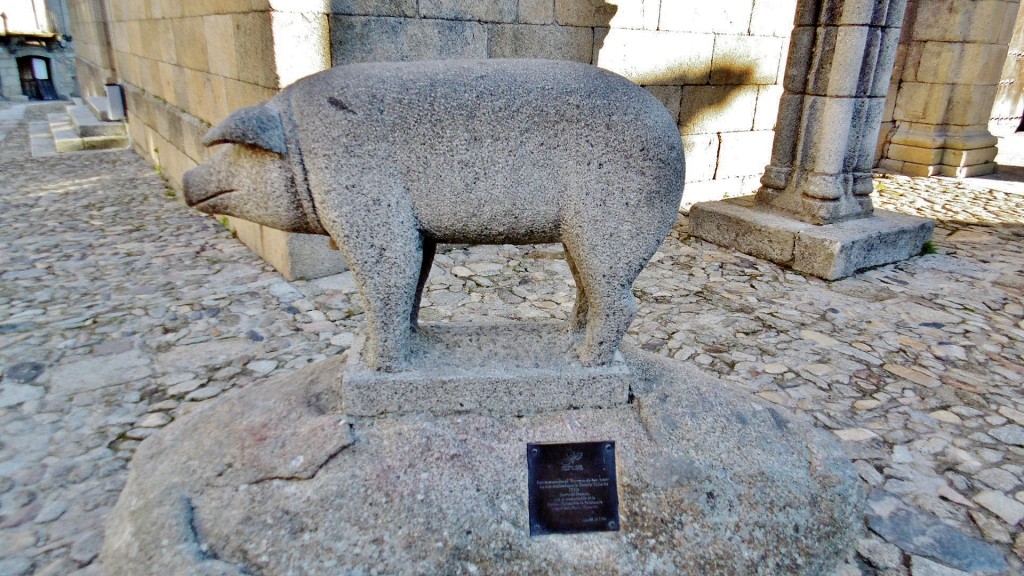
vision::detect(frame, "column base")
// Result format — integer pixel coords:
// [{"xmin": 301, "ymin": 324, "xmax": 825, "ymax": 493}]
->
[
  {"xmin": 689, "ymin": 196, "xmax": 934, "ymax": 280},
  {"xmin": 879, "ymin": 157, "xmax": 997, "ymax": 178},
  {"xmin": 882, "ymin": 124, "xmax": 999, "ymax": 178}
]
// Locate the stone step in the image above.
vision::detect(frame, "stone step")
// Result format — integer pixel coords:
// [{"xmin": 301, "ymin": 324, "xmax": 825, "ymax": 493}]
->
[
  {"xmin": 47, "ymin": 109, "xmax": 129, "ymax": 153},
  {"xmin": 48, "ymin": 111, "xmax": 83, "ymax": 153},
  {"xmin": 81, "ymin": 134, "xmax": 129, "ymax": 150},
  {"xmin": 66, "ymin": 104, "xmax": 126, "ymax": 138},
  {"xmin": 53, "ymin": 127, "xmax": 84, "ymax": 153},
  {"xmin": 85, "ymin": 95, "xmax": 111, "ymax": 121},
  {"xmin": 28, "ymin": 120, "xmax": 58, "ymax": 158},
  {"xmin": 46, "ymin": 111, "xmax": 70, "ymax": 128},
  {"xmin": 52, "ymin": 131, "xmax": 130, "ymax": 153}
]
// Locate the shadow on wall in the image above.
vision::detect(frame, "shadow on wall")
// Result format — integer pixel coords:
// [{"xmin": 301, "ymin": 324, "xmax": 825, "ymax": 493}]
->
[
  {"xmin": 585, "ymin": 6, "xmax": 763, "ymax": 145},
  {"xmin": 672, "ymin": 64, "xmax": 757, "ymax": 134},
  {"xmin": 589, "ymin": 0, "xmax": 617, "ymax": 56},
  {"xmin": 637, "ymin": 64, "xmax": 762, "ymax": 199}
]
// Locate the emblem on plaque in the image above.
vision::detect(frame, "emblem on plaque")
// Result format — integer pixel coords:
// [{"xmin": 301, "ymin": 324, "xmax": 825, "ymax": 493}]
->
[{"xmin": 527, "ymin": 441, "xmax": 620, "ymax": 536}]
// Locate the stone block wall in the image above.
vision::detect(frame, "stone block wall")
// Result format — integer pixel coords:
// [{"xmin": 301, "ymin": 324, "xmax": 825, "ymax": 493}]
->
[
  {"xmin": 66, "ymin": 0, "xmax": 341, "ymax": 280},
  {"xmin": 67, "ymin": 0, "xmax": 799, "ymax": 278},
  {"xmin": 82, "ymin": 0, "xmax": 330, "ymax": 188},
  {"xmin": 67, "ymin": 0, "xmax": 115, "ymax": 100},
  {"xmin": 73, "ymin": 0, "xmax": 799, "ymax": 197},
  {"xmin": 329, "ymin": 0, "xmax": 796, "ymax": 206}
]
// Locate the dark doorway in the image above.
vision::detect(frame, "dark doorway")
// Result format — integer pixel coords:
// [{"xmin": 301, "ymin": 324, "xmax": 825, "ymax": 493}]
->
[{"xmin": 17, "ymin": 56, "xmax": 58, "ymax": 100}]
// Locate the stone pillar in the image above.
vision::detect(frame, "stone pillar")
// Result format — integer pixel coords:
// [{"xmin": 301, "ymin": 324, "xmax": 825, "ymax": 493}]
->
[
  {"xmin": 989, "ymin": 4, "xmax": 1024, "ymax": 134},
  {"xmin": 879, "ymin": 0, "xmax": 1021, "ymax": 177},
  {"xmin": 758, "ymin": 0, "xmax": 907, "ymax": 225},
  {"xmin": 689, "ymin": 0, "xmax": 934, "ymax": 280}
]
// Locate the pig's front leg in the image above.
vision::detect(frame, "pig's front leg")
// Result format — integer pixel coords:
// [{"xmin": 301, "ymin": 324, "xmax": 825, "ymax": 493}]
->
[{"xmin": 316, "ymin": 187, "xmax": 421, "ymax": 372}]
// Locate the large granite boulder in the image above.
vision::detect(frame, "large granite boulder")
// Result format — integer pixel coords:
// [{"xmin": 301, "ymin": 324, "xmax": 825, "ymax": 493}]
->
[{"xmin": 101, "ymin": 348, "xmax": 863, "ymax": 575}]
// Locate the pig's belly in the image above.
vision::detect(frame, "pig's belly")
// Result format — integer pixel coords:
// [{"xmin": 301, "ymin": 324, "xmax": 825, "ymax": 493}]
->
[
  {"xmin": 404, "ymin": 144, "xmax": 575, "ymax": 245},
  {"xmin": 411, "ymin": 186, "xmax": 563, "ymax": 245}
]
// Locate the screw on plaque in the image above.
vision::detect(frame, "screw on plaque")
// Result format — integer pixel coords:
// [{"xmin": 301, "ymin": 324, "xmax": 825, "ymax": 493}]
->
[
  {"xmin": 605, "ymin": 443, "xmax": 613, "ymax": 451},
  {"xmin": 531, "ymin": 447, "xmax": 539, "ymax": 455},
  {"xmin": 607, "ymin": 520, "xmax": 618, "ymax": 529}
]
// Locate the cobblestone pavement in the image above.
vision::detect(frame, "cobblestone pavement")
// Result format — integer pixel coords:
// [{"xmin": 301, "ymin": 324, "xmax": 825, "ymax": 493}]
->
[{"xmin": 1, "ymin": 101, "xmax": 1023, "ymax": 575}]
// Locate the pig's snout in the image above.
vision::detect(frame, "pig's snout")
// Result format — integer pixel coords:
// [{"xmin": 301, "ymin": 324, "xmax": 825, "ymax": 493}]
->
[
  {"xmin": 182, "ymin": 167, "xmax": 203, "ymax": 207},
  {"xmin": 182, "ymin": 163, "xmax": 230, "ymax": 208}
]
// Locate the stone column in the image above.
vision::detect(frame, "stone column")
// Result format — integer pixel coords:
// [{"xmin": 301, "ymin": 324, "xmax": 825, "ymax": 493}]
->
[
  {"xmin": 758, "ymin": 0, "xmax": 907, "ymax": 225},
  {"xmin": 878, "ymin": 0, "xmax": 1021, "ymax": 177},
  {"xmin": 690, "ymin": 0, "xmax": 934, "ymax": 280},
  {"xmin": 989, "ymin": 5, "xmax": 1024, "ymax": 134}
]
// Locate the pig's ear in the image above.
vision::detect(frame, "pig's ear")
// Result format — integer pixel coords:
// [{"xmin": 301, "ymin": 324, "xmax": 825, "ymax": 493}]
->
[{"xmin": 202, "ymin": 105, "xmax": 287, "ymax": 155}]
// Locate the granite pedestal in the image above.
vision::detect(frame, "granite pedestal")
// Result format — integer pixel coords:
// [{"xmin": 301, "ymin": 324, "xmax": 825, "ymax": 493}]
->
[
  {"xmin": 101, "ymin": 348, "xmax": 864, "ymax": 576},
  {"xmin": 342, "ymin": 322, "xmax": 631, "ymax": 416},
  {"xmin": 690, "ymin": 196, "xmax": 935, "ymax": 280}
]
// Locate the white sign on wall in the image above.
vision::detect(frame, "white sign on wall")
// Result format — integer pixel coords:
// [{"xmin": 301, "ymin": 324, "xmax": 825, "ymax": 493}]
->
[{"xmin": 31, "ymin": 57, "xmax": 49, "ymax": 80}]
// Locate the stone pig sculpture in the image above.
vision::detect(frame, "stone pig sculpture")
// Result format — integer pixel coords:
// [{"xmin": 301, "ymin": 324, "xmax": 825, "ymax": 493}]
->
[{"xmin": 183, "ymin": 59, "xmax": 684, "ymax": 372}]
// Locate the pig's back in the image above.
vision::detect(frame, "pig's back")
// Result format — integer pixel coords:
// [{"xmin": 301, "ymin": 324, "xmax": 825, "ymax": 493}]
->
[{"xmin": 285, "ymin": 59, "xmax": 681, "ymax": 244}]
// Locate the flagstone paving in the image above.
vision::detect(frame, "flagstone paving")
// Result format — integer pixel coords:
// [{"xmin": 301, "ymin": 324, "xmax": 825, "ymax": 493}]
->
[{"xmin": 1, "ymin": 102, "xmax": 1023, "ymax": 575}]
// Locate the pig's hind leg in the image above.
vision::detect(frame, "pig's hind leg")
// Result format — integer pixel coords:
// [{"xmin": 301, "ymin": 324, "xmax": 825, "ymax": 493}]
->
[
  {"xmin": 563, "ymin": 196, "xmax": 664, "ymax": 367},
  {"xmin": 562, "ymin": 236, "xmax": 641, "ymax": 366}
]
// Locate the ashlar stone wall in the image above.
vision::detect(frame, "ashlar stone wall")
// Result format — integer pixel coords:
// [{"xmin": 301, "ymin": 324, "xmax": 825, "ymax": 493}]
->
[
  {"xmin": 329, "ymin": 0, "xmax": 796, "ymax": 205},
  {"xmin": 65, "ymin": 0, "xmax": 340, "ymax": 280},
  {"xmin": 70, "ymin": 0, "xmax": 796, "ymax": 204},
  {"xmin": 80, "ymin": 0, "xmax": 330, "ymax": 187},
  {"xmin": 66, "ymin": 0, "xmax": 116, "ymax": 101},
  {"xmin": 68, "ymin": 0, "xmax": 800, "ymax": 278}
]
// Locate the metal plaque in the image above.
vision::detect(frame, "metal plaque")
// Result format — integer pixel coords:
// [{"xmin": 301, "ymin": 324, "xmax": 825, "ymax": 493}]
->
[{"xmin": 527, "ymin": 441, "xmax": 620, "ymax": 536}]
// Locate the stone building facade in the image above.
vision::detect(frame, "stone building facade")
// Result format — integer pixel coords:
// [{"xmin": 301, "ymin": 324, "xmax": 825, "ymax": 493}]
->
[
  {"xmin": 0, "ymin": 0, "xmax": 77, "ymax": 101},
  {"xmin": 327, "ymin": 1, "xmax": 794, "ymax": 207},
  {"xmin": 66, "ymin": 0, "xmax": 1021, "ymax": 279},
  {"xmin": 877, "ymin": 0, "xmax": 1021, "ymax": 177},
  {"xmin": 69, "ymin": 0, "xmax": 795, "ymax": 201}
]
